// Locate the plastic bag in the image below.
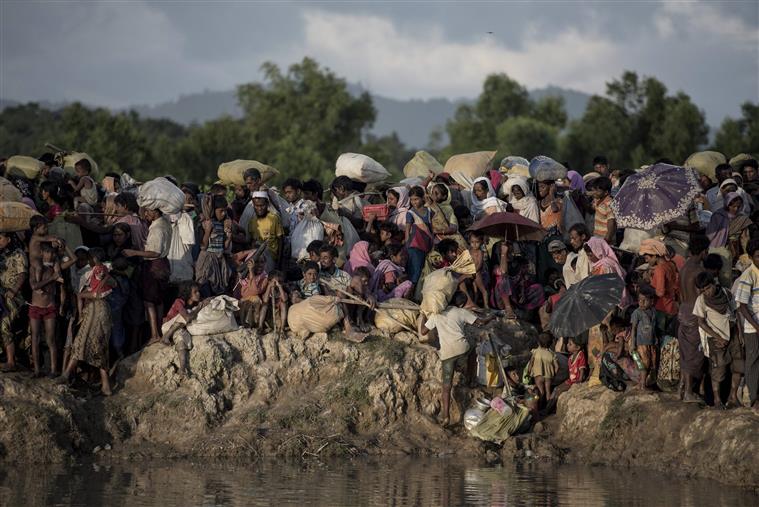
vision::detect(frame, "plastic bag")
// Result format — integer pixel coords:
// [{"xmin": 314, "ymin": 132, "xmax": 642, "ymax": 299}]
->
[
  {"xmin": 529, "ymin": 156, "xmax": 567, "ymax": 181},
  {"xmin": 403, "ymin": 150, "xmax": 444, "ymax": 178},
  {"xmin": 444, "ymin": 151, "xmax": 496, "ymax": 180},
  {"xmin": 335, "ymin": 153, "xmax": 390, "ymax": 183},
  {"xmin": 168, "ymin": 212, "xmax": 196, "ymax": 283},
  {"xmin": 186, "ymin": 295, "xmax": 239, "ymax": 336},
  {"xmin": 5, "ymin": 156, "xmax": 43, "ymax": 180},
  {"xmin": 137, "ymin": 177, "xmax": 185, "ymax": 214},
  {"xmin": 218, "ymin": 159, "xmax": 279, "ymax": 185},
  {"xmin": 287, "ymin": 295, "xmax": 343, "ymax": 337},
  {"xmin": 291, "ymin": 216, "xmax": 324, "ymax": 261}
]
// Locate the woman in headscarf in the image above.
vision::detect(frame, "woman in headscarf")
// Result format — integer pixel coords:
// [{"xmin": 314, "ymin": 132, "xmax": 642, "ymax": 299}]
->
[
  {"xmin": 470, "ymin": 177, "xmax": 508, "ymax": 221},
  {"xmin": 583, "ymin": 237, "xmax": 630, "ymax": 384},
  {"xmin": 506, "ymin": 177, "xmax": 540, "ymax": 224},
  {"xmin": 0, "ymin": 232, "xmax": 28, "ymax": 372},
  {"xmin": 427, "ymin": 182, "xmax": 466, "ymax": 247},
  {"xmin": 345, "ymin": 240, "xmax": 375, "ymax": 277},
  {"xmin": 386, "ymin": 186, "xmax": 410, "ymax": 230},
  {"xmin": 706, "ymin": 192, "xmax": 752, "ymax": 286},
  {"xmin": 566, "ymin": 170, "xmax": 585, "ymax": 194}
]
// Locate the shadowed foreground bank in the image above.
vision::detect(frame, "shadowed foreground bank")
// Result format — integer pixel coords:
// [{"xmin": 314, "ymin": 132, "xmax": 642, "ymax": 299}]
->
[{"xmin": 1, "ymin": 328, "xmax": 759, "ymax": 489}]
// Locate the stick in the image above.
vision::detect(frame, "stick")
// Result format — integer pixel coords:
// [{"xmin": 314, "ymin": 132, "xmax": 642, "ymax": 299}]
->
[
  {"xmin": 488, "ymin": 333, "xmax": 513, "ymax": 400},
  {"xmin": 332, "ymin": 286, "xmax": 418, "ymax": 334}
]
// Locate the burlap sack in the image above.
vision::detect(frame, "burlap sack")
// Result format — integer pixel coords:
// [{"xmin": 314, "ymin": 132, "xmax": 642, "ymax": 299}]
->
[{"xmin": 218, "ymin": 160, "xmax": 279, "ymax": 185}]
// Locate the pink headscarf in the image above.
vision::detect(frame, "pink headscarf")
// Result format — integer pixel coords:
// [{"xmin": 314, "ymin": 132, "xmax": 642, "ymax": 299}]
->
[
  {"xmin": 638, "ymin": 239, "xmax": 667, "ymax": 257},
  {"xmin": 488, "ymin": 169, "xmax": 503, "ymax": 195},
  {"xmin": 587, "ymin": 236, "xmax": 631, "ymax": 307},
  {"xmin": 345, "ymin": 240, "xmax": 375, "ymax": 276}
]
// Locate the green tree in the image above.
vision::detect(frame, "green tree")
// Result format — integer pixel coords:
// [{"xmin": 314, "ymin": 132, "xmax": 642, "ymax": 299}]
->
[
  {"xmin": 236, "ymin": 58, "xmax": 376, "ymax": 182},
  {"xmin": 496, "ymin": 117, "xmax": 558, "ymax": 159},
  {"xmin": 531, "ymin": 96, "xmax": 568, "ymax": 129},
  {"xmin": 713, "ymin": 102, "xmax": 759, "ymax": 156}
]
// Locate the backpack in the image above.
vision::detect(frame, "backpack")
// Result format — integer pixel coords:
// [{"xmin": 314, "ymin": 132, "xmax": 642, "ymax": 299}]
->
[
  {"xmin": 657, "ymin": 335, "xmax": 681, "ymax": 392},
  {"xmin": 600, "ymin": 352, "xmax": 629, "ymax": 392}
]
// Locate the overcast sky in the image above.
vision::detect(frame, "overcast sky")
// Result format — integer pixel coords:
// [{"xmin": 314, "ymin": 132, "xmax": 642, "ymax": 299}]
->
[{"xmin": 1, "ymin": 1, "xmax": 757, "ymax": 125}]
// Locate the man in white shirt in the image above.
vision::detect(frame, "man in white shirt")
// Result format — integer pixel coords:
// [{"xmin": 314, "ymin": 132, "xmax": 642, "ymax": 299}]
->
[{"xmin": 419, "ymin": 292, "xmax": 495, "ymax": 426}]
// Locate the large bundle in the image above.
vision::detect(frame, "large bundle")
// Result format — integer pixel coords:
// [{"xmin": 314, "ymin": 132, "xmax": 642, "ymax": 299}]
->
[
  {"xmin": 335, "ymin": 153, "xmax": 390, "ymax": 183},
  {"xmin": 137, "ymin": 177, "xmax": 185, "ymax": 214},
  {"xmin": 729, "ymin": 153, "xmax": 752, "ymax": 171},
  {"xmin": 186, "ymin": 296, "xmax": 239, "ymax": 336},
  {"xmin": 529, "ymin": 156, "xmax": 567, "ymax": 181},
  {"xmin": 683, "ymin": 151, "xmax": 726, "ymax": 181},
  {"xmin": 420, "ymin": 250, "xmax": 476, "ymax": 315},
  {"xmin": 403, "ymin": 151, "xmax": 444, "ymax": 178},
  {"xmin": 61, "ymin": 152, "xmax": 99, "ymax": 178},
  {"xmin": 374, "ymin": 298, "xmax": 419, "ymax": 333},
  {"xmin": 290, "ymin": 214, "xmax": 324, "ymax": 261},
  {"xmin": 0, "ymin": 202, "xmax": 41, "ymax": 232},
  {"xmin": 499, "ymin": 156, "xmax": 530, "ymax": 177},
  {"xmin": 217, "ymin": 159, "xmax": 279, "ymax": 185},
  {"xmin": 0, "ymin": 177, "xmax": 22, "ymax": 202},
  {"xmin": 5, "ymin": 156, "xmax": 43, "ymax": 180},
  {"xmin": 287, "ymin": 296, "xmax": 343, "ymax": 337},
  {"xmin": 444, "ymin": 151, "xmax": 496, "ymax": 180}
]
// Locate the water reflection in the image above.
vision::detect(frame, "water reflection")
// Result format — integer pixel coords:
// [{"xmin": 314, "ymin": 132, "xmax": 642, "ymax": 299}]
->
[{"xmin": 0, "ymin": 458, "xmax": 756, "ymax": 506}]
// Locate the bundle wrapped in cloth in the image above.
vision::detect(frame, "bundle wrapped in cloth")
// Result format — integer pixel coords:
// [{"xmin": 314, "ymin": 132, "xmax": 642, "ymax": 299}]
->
[
  {"xmin": 335, "ymin": 153, "xmax": 390, "ymax": 183},
  {"xmin": 0, "ymin": 202, "xmax": 41, "ymax": 232},
  {"xmin": 420, "ymin": 250, "xmax": 476, "ymax": 315},
  {"xmin": 186, "ymin": 296, "xmax": 240, "ymax": 336},
  {"xmin": 0, "ymin": 177, "xmax": 22, "ymax": 202},
  {"xmin": 60, "ymin": 152, "xmax": 99, "ymax": 178},
  {"xmin": 287, "ymin": 295, "xmax": 344, "ymax": 338},
  {"xmin": 137, "ymin": 177, "xmax": 185, "ymax": 214},
  {"xmin": 5, "ymin": 156, "xmax": 44, "ymax": 180},
  {"xmin": 403, "ymin": 151, "xmax": 444, "ymax": 178},
  {"xmin": 374, "ymin": 298, "xmax": 420, "ymax": 333},
  {"xmin": 218, "ymin": 159, "xmax": 279, "ymax": 185},
  {"xmin": 444, "ymin": 151, "xmax": 496, "ymax": 180}
]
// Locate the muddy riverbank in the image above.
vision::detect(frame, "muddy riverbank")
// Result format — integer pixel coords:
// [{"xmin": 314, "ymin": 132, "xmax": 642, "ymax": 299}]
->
[{"xmin": 1, "ymin": 326, "xmax": 758, "ymax": 489}]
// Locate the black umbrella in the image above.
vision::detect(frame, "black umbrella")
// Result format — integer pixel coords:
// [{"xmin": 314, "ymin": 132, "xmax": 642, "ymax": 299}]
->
[{"xmin": 549, "ymin": 274, "xmax": 624, "ymax": 337}]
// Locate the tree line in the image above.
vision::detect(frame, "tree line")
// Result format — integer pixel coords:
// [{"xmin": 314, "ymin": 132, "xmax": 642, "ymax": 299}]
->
[{"xmin": 1, "ymin": 57, "xmax": 756, "ymax": 185}]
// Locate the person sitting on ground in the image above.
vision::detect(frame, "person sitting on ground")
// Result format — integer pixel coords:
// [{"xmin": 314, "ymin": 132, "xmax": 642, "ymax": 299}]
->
[
  {"xmin": 419, "ymin": 291, "xmax": 496, "ymax": 427},
  {"xmin": 28, "ymin": 242, "xmax": 63, "ymax": 378},
  {"xmin": 346, "ymin": 266, "xmax": 376, "ymax": 332},
  {"xmin": 528, "ymin": 332, "xmax": 560, "ymax": 403},
  {"xmin": 370, "ymin": 243, "xmax": 407, "ymax": 301},
  {"xmin": 693, "ymin": 272, "xmax": 737, "ymax": 409},
  {"xmin": 161, "ymin": 281, "xmax": 202, "ymax": 378},
  {"xmin": 630, "ymin": 285, "xmax": 658, "ymax": 389}
]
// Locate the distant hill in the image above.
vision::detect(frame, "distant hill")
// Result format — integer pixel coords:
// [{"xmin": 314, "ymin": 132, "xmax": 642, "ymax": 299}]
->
[{"xmin": 3, "ymin": 85, "xmax": 592, "ymax": 149}]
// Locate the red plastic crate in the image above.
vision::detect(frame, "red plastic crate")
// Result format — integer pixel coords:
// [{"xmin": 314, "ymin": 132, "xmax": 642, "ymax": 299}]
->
[{"xmin": 362, "ymin": 204, "xmax": 390, "ymax": 221}]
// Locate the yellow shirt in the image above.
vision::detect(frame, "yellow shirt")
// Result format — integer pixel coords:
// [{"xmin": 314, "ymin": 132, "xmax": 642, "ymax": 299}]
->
[{"xmin": 248, "ymin": 212, "xmax": 284, "ymax": 260}]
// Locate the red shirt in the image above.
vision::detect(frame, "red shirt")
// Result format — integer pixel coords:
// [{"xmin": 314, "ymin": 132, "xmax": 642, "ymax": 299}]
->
[
  {"xmin": 652, "ymin": 261, "xmax": 679, "ymax": 316},
  {"xmin": 568, "ymin": 350, "xmax": 587, "ymax": 385},
  {"xmin": 164, "ymin": 298, "xmax": 185, "ymax": 324}
]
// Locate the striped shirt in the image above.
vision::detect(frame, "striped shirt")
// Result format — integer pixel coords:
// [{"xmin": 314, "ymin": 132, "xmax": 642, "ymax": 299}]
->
[
  {"xmin": 734, "ymin": 266, "xmax": 759, "ymax": 333},
  {"xmin": 593, "ymin": 196, "xmax": 614, "ymax": 239}
]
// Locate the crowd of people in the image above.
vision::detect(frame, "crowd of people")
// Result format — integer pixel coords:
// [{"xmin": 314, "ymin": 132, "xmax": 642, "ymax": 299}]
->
[{"xmin": 0, "ymin": 152, "xmax": 758, "ymax": 431}]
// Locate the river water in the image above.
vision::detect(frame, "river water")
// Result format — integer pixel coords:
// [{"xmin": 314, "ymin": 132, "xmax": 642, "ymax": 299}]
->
[{"xmin": 1, "ymin": 458, "xmax": 756, "ymax": 506}]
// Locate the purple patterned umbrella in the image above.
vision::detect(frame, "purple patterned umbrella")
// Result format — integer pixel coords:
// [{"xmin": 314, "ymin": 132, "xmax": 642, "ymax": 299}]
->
[{"xmin": 610, "ymin": 163, "xmax": 701, "ymax": 230}]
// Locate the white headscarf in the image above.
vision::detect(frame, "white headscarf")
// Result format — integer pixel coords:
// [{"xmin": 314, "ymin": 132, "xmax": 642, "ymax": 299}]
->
[
  {"xmin": 470, "ymin": 176, "xmax": 508, "ymax": 220},
  {"xmin": 507, "ymin": 177, "xmax": 540, "ymax": 223}
]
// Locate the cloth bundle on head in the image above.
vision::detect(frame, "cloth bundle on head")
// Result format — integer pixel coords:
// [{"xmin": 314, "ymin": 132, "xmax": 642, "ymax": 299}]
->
[
  {"xmin": 566, "ymin": 170, "xmax": 585, "ymax": 192},
  {"xmin": 638, "ymin": 238, "xmax": 668, "ymax": 257}
]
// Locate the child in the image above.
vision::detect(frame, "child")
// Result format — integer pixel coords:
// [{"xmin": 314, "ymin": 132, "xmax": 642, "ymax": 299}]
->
[
  {"xmin": 68, "ymin": 158, "xmax": 98, "ymax": 207},
  {"xmin": 29, "ymin": 215, "xmax": 61, "ymax": 267},
  {"xmin": 298, "ymin": 261, "xmax": 321, "ymax": 298},
  {"xmin": 528, "ymin": 332, "xmax": 559, "ymax": 401},
  {"xmin": 238, "ymin": 257, "xmax": 268, "ymax": 329},
  {"xmin": 378, "ymin": 222, "xmax": 400, "ymax": 247},
  {"xmin": 29, "ymin": 242, "xmax": 63, "ymax": 377},
  {"xmin": 282, "ymin": 177, "xmax": 306, "ymax": 233},
  {"xmin": 259, "ymin": 270, "xmax": 287, "ymax": 335},
  {"xmin": 630, "ymin": 286, "xmax": 657, "ymax": 389},
  {"xmin": 161, "ymin": 281, "xmax": 202, "ymax": 378},
  {"xmin": 467, "ymin": 230, "xmax": 490, "ymax": 309},
  {"xmin": 589, "ymin": 176, "xmax": 616, "ymax": 245},
  {"xmin": 545, "ymin": 335, "xmax": 588, "ymax": 413},
  {"xmin": 88, "ymin": 248, "xmax": 114, "ymax": 298},
  {"xmin": 347, "ymin": 266, "xmax": 376, "ymax": 332},
  {"xmin": 370, "ymin": 244, "xmax": 407, "ymax": 300},
  {"xmin": 306, "ymin": 240, "xmax": 324, "ymax": 264},
  {"xmin": 404, "ymin": 186, "xmax": 434, "ymax": 285},
  {"xmin": 693, "ymin": 272, "xmax": 736, "ymax": 409}
]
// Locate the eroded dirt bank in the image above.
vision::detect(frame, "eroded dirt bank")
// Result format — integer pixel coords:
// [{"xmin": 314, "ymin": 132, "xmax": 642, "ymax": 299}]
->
[{"xmin": 1, "ymin": 326, "xmax": 758, "ymax": 488}]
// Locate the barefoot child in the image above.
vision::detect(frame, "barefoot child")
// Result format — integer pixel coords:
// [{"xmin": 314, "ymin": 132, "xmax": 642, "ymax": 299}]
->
[
  {"xmin": 630, "ymin": 287, "xmax": 657, "ymax": 388},
  {"xmin": 259, "ymin": 270, "xmax": 288, "ymax": 335},
  {"xmin": 238, "ymin": 257, "xmax": 268, "ymax": 329},
  {"xmin": 161, "ymin": 281, "xmax": 202, "ymax": 377},
  {"xmin": 29, "ymin": 242, "xmax": 63, "ymax": 377},
  {"xmin": 347, "ymin": 266, "xmax": 376, "ymax": 332},
  {"xmin": 298, "ymin": 261, "xmax": 321, "ymax": 298},
  {"xmin": 528, "ymin": 333, "xmax": 559, "ymax": 402},
  {"xmin": 68, "ymin": 158, "xmax": 98, "ymax": 207}
]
